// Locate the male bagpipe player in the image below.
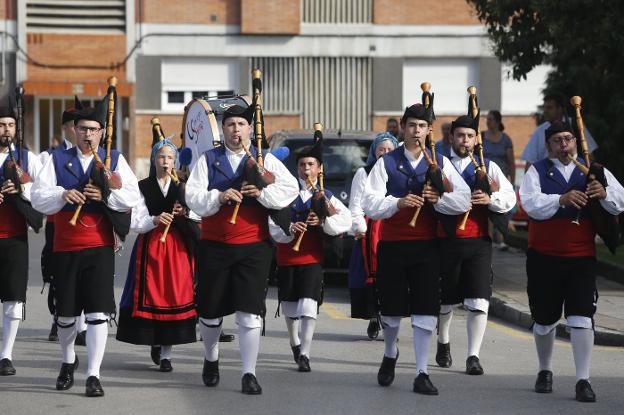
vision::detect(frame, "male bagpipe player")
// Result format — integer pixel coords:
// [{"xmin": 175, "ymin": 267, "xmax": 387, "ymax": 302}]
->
[
  {"xmin": 0, "ymin": 88, "xmax": 43, "ymax": 376},
  {"xmin": 269, "ymin": 124, "xmax": 351, "ymax": 372},
  {"xmin": 435, "ymin": 87, "xmax": 516, "ymax": 376},
  {"xmin": 32, "ymin": 80, "xmax": 140, "ymax": 397},
  {"xmin": 519, "ymin": 96, "xmax": 624, "ymax": 403},
  {"xmin": 185, "ymin": 70, "xmax": 298, "ymax": 395},
  {"xmin": 362, "ymin": 86, "xmax": 471, "ymax": 395}
]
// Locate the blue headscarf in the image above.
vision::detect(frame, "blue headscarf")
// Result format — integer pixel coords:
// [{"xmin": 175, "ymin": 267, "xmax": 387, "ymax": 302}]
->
[
  {"xmin": 366, "ymin": 132, "xmax": 399, "ymax": 165},
  {"xmin": 150, "ymin": 135, "xmax": 178, "ymax": 177}
]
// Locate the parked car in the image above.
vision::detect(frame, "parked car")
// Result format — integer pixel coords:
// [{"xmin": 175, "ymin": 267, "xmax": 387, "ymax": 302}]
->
[{"xmin": 270, "ymin": 129, "xmax": 377, "ymax": 271}]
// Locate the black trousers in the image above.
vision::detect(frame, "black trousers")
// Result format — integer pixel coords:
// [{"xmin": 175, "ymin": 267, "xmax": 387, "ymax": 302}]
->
[
  {"xmin": 0, "ymin": 235, "xmax": 28, "ymax": 303},
  {"xmin": 277, "ymin": 263, "xmax": 323, "ymax": 303}
]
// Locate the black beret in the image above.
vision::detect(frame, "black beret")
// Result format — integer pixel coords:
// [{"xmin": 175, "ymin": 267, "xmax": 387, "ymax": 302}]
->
[
  {"xmin": 222, "ymin": 104, "xmax": 253, "ymax": 124},
  {"xmin": 450, "ymin": 115, "xmax": 478, "ymax": 134},
  {"xmin": 545, "ymin": 120, "xmax": 574, "ymax": 141}
]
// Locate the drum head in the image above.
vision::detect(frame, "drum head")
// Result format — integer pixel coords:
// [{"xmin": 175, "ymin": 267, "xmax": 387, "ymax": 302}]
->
[{"xmin": 182, "ymin": 96, "xmax": 251, "ymax": 170}]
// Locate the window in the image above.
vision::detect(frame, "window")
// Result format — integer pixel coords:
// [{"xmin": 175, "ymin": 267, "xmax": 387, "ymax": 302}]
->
[{"xmin": 167, "ymin": 91, "xmax": 185, "ymax": 104}]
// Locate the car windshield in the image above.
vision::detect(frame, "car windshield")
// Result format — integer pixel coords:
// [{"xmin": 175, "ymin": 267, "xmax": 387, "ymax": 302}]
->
[{"xmin": 282, "ymin": 139, "xmax": 371, "ymax": 180}]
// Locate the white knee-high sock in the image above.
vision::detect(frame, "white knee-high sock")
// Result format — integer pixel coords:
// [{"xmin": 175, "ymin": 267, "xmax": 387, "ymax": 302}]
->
[
  {"xmin": 239, "ymin": 326, "xmax": 261, "ymax": 376},
  {"xmin": 86, "ymin": 323, "xmax": 108, "ymax": 378},
  {"xmin": 57, "ymin": 323, "xmax": 77, "ymax": 364},
  {"xmin": 570, "ymin": 328, "xmax": 593, "ymax": 381},
  {"xmin": 534, "ymin": 329, "xmax": 555, "ymax": 372},
  {"xmin": 413, "ymin": 326, "xmax": 433, "ymax": 374},
  {"xmin": 160, "ymin": 345, "xmax": 172, "ymax": 361},
  {"xmin": 466, "ymin": 311, "xmax": 488, "ymax": 358},
  {"xmin": 1, "ymin": 316, "xmax": 20, "ymax": 360},
  {"xmin": 75, "ymin": 313, "xmax": 87, "ymax": 333},
  {"xmin": 383, "ymin": 325, "xmax": 399, "ymax": 358},
  {"xmin": 284, "ymin": 316, "xmax": 300, "ymax": 347},
  {"xmin": 198, "ymin": 320, "xmax": 221, "ymax": 362},
  {"xmin": 438, "ymin": 309, "xmax": 453, "ymax": 344},
  {"xmin": 299, "ymin": 317, "xmax": 316, "ymax": 357}
]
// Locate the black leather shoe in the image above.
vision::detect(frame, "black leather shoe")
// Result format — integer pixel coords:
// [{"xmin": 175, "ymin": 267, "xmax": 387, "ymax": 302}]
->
[
  {"xmin": 465, "ymin": 355, "xmax": 484, "ymax": 375},
  {"xmin": 297, "ymin": 355, "xmax": 311, "ymax": 372},
  {"xmin": 575, "ymin": 379, "xmax": 596, "ymax": 402},
  {"xmin": 202, "ymin": 359, "xmax": 219, "ymax": 387},
  {"xmin": 291, "ymin": 344, "xmax": 301, "ymax": 363},
  {"xmin": 159, "ymin": 359, "xmax": 173, "ymax": 372},
  {"xmin": 534, "ymin": 370, "xmax": 553, "ymax": 393},
  {"xmin": 85, "ymin": 376, "xmax": 104, "ymax": 397},
  {"xmin": 150, "ymin": 346, "xmax": 161, "ymax": 365},
  {"xmin": 367, "ymin": 319, "xmax": 380, "ymax": 340},
  {"xmin": 241, "ymin": 373, "xmax": 262, "ymax": 395},
  {"xmin": 74, "ymin": 330, "xmax": 87, "ymax": 346},
  {"xmin": 377, "ymin": 347, "xmax": 399, "ymax": 387},
  {"xmin": 0, "ymin": 358, "xmax": 16, "ymax": 376},
  {"xmin": 48, "ymin": 323, "xmax": 59, "ymax": 342},
  {"xmin": 435, "ymin": 342, "xmax": 452, "ymax": 368},
  {"xmin": 413, "ymin": 372, "xmax": 439, "ymax": 395},
  {"xmin": 219, "ymin": 332, "xmax": 235, "ymax": 342},
  {"xmin": 56, "ymin": 355, "xmax": 79, "ymax": 390}
]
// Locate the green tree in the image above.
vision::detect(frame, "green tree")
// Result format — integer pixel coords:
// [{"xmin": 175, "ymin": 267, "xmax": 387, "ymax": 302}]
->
[{"xmin": 468, "ymin": 0, "xmax": 624, "ymax": 179}]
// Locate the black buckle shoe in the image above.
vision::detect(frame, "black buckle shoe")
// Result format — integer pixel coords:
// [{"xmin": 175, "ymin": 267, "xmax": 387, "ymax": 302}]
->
[
  {"xmin": 367, "ymin": 319, "xmax": 380, "ymax": 340},
  {"xmin": 413, "ymin": 372, "xmax": 439, "ymax": 395},
  {"xmin": 377, "ymin": 347, "xmax": 399, "ymax": 387},
  {"xmin": 0, "ymin": 358, "xmax": 16, "ymax": 376},
  {"xmin": 291, "ymin": 344, "xmax": 301, "ymax": 363},
  {"xmin": 219, "ymin": 332, "xmax": 235, "ymax": 342},
  {"xmin": 48, "ymin": 323, "xmax": 59, "ymax": 342},
  {"xmin": 435, "ymin": 342, "xmax": 452, "ymax": 368},
  {"xmin": 297, "ymin": 355, "xmax": 311, "ymax": 372},
  {"xmin": 202, "ymin": 359, "xmax": 219, "ymax": 387},
  {"xmin": 575, "ymin": 379, "xmax": 596, "ymax": 402},
  {"xmin": 56, "ymin": 355, "xmax": 79, "ymax": 390},
  {"xmin": 85, "ymin": 376, "xmax": 104, "ymax": 397},
  {"xmin": 241, "ymin": 373, "xmax": 262, "ymax": 395},
  {"xmin": 74, "ymin": 330, "xmax": 87, "ymax": 347},
  {"xmin": 150, "ymin": 346, "xmax": 161, "ymax": 365},
  {"xmin": 465, "ymin": 355, "xmax": 484, "ymax": 375},
  {"xmin": 159, "ymin": 359, "xmax": 173, "ymax": 372},
  {"xmin": 534, "ymin": 370, "xmax": 553, "ymax": 393}
]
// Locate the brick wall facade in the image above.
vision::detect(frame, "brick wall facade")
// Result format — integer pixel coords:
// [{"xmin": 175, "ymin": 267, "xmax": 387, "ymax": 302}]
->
[
  {"xmin": 2, "ymin": 0, "xmax": 16, "ymax": 19},
  {"xmin": 240, "ymin": 0, "xmax": 300, "ymax": 34},
  {"xmin": 138, "ymin": 0, "xmax": 241, "ymax": 24},
  {"xmin": 373, "ymin": 0, "xmax": 480, "ymax": 25}
]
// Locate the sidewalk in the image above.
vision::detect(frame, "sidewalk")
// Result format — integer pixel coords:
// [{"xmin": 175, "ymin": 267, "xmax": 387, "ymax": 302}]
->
[{"xmin": 490, "ymin": 247, "xmax": 624, "ymax": 347}]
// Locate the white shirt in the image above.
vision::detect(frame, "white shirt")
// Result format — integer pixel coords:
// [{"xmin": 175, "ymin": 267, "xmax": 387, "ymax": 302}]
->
[
  {"xmin": 0, "ymin": 145, "xmax": 43, "ymax": 202},
  {"xmin": 521, "ymin": 120, "xmax": 598, "ymax": 164},
  {"xmin": 362, "ymin": 147, "xmax": 471, "ymax": 220},
  {"xmin": 449, "ymin": 148, "xmax": 516, "ymax": 213},
  {"xmin": 519, "ymin": 159, "xmax": 624, "ymax": 220},
  {"xmin": 348, "ymin": 167, "xmax": 368, "ymax": 234},
  {"xmin": 269, "ymin": 177, "xmax": 352, "ymax": 244},
  {"xmin": 31, "ymin": 147, "xmax": 140, "ymax": 215},
  {"xmin": 185, "ymin": 146, "xmax": 298, "ymax": 218},
  {"xmin": 131, "ymin": 176, "xmax": 172, "ymax": 234}
]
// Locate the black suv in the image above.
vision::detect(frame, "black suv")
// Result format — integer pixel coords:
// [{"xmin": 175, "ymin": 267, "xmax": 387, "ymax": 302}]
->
[{"xmin": 270, "ymin": 129, "xmax": 376, "ymax": 271}]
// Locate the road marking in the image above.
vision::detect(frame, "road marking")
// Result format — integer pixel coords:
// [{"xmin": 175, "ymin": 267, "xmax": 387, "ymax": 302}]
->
[{"xmin": 322, "ymin": 302, "xmax": 353, "ymax": 320}]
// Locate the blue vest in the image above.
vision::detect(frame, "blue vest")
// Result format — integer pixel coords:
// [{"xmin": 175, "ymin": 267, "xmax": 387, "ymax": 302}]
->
[
  {"xmin": 53, "ymin": 146, "xmax": 120, "ymax": 213},
  {"xmin": 459, "ymin": 158, "xmax": 491, "ymax": 191},
  {"xmin": 382, "ymin": 147, "xmax": 444, "ymax": 197},
  {"xmin": 0, "ymin": 149, "xmax": 29, "ymax": 182},
  {"xmin": 532, "ymin": 157, "xmax": 588, "ymax": 220},
  {"xmin": 204, "ymin": 145, "xmax": 267, "ymax": 208},
  {"xmin": 290, "ymin": 188, "xmax": 334, "ymax": 223}
]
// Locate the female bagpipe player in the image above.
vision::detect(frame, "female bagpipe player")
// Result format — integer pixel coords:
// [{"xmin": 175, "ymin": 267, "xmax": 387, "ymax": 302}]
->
[
  {"xmin": 268, "ymin": 123, "xmax": 351, "ymax": 373},
  {"xmin": 116, "ymin": 118, "xmax": 198, "ymax": 373}
]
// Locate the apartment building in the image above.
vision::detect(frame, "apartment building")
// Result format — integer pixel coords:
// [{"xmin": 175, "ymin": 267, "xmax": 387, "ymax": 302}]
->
[{"xmin": 1, "ymin": 0, "xmax": 548, "ymax": 177}]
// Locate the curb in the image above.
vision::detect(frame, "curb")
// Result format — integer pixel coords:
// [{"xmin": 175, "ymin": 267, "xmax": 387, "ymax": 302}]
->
[{"xmin": 489, "ymin": 296, "xmax": 624, "ymax": 347}]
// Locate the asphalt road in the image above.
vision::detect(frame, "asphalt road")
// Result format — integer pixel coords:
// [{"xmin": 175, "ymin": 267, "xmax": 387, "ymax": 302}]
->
[{"xmin": 1, "ymin": 232, "xmax": 623, "ymax": 414}]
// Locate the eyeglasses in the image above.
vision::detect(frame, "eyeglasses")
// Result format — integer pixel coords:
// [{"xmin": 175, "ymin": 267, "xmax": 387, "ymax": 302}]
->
[
  {"xmin": 76, "ymin": 126, "xmax": 102, "ymax": 134},
  {"xmin": 550, "ymin": 135, "xmax": 575, "ymax": 144}
]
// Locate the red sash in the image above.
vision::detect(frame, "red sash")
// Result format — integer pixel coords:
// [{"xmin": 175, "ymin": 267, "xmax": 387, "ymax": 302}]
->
[
  {"xmin": 0, "ymin": 201, "xmax": 27, "ymax": 238},
  {"xmin": 53, "ymin": 211, "xmax": 114, "ymax": 252},
  {"xmin": 201, "ymin": 204, "xmax": 269, "ymax": 244},
  {"xmin": 529, "ymin": 218, "xmax": 595, "ymax": 257}
]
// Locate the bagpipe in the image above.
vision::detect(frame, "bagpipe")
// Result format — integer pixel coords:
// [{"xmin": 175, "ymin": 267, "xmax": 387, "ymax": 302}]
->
[
  {"xmin": 229, "ymin": 69, "xmax": 276, "ymax": 225},
  {"xmin": 408, "ymin": 82, "xmax": 452, "ymax": 227},
  {"xmin": 1, "ymin": 86, "xmax": 44, "ymax": 231},
  {"xmin": 567, "ymin": 96, "xmax": 619, "ymax": 254},
  {"xmin": 457, "ymin": 86, "xmax": 507, "ymax": 234},
  {"xmin": 69, "ymin": 77, "xmax": 129, "ymax": 238},
  {"xmin": 292, "ymin": 123, "xmax": 337, "ymax": 252}
]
